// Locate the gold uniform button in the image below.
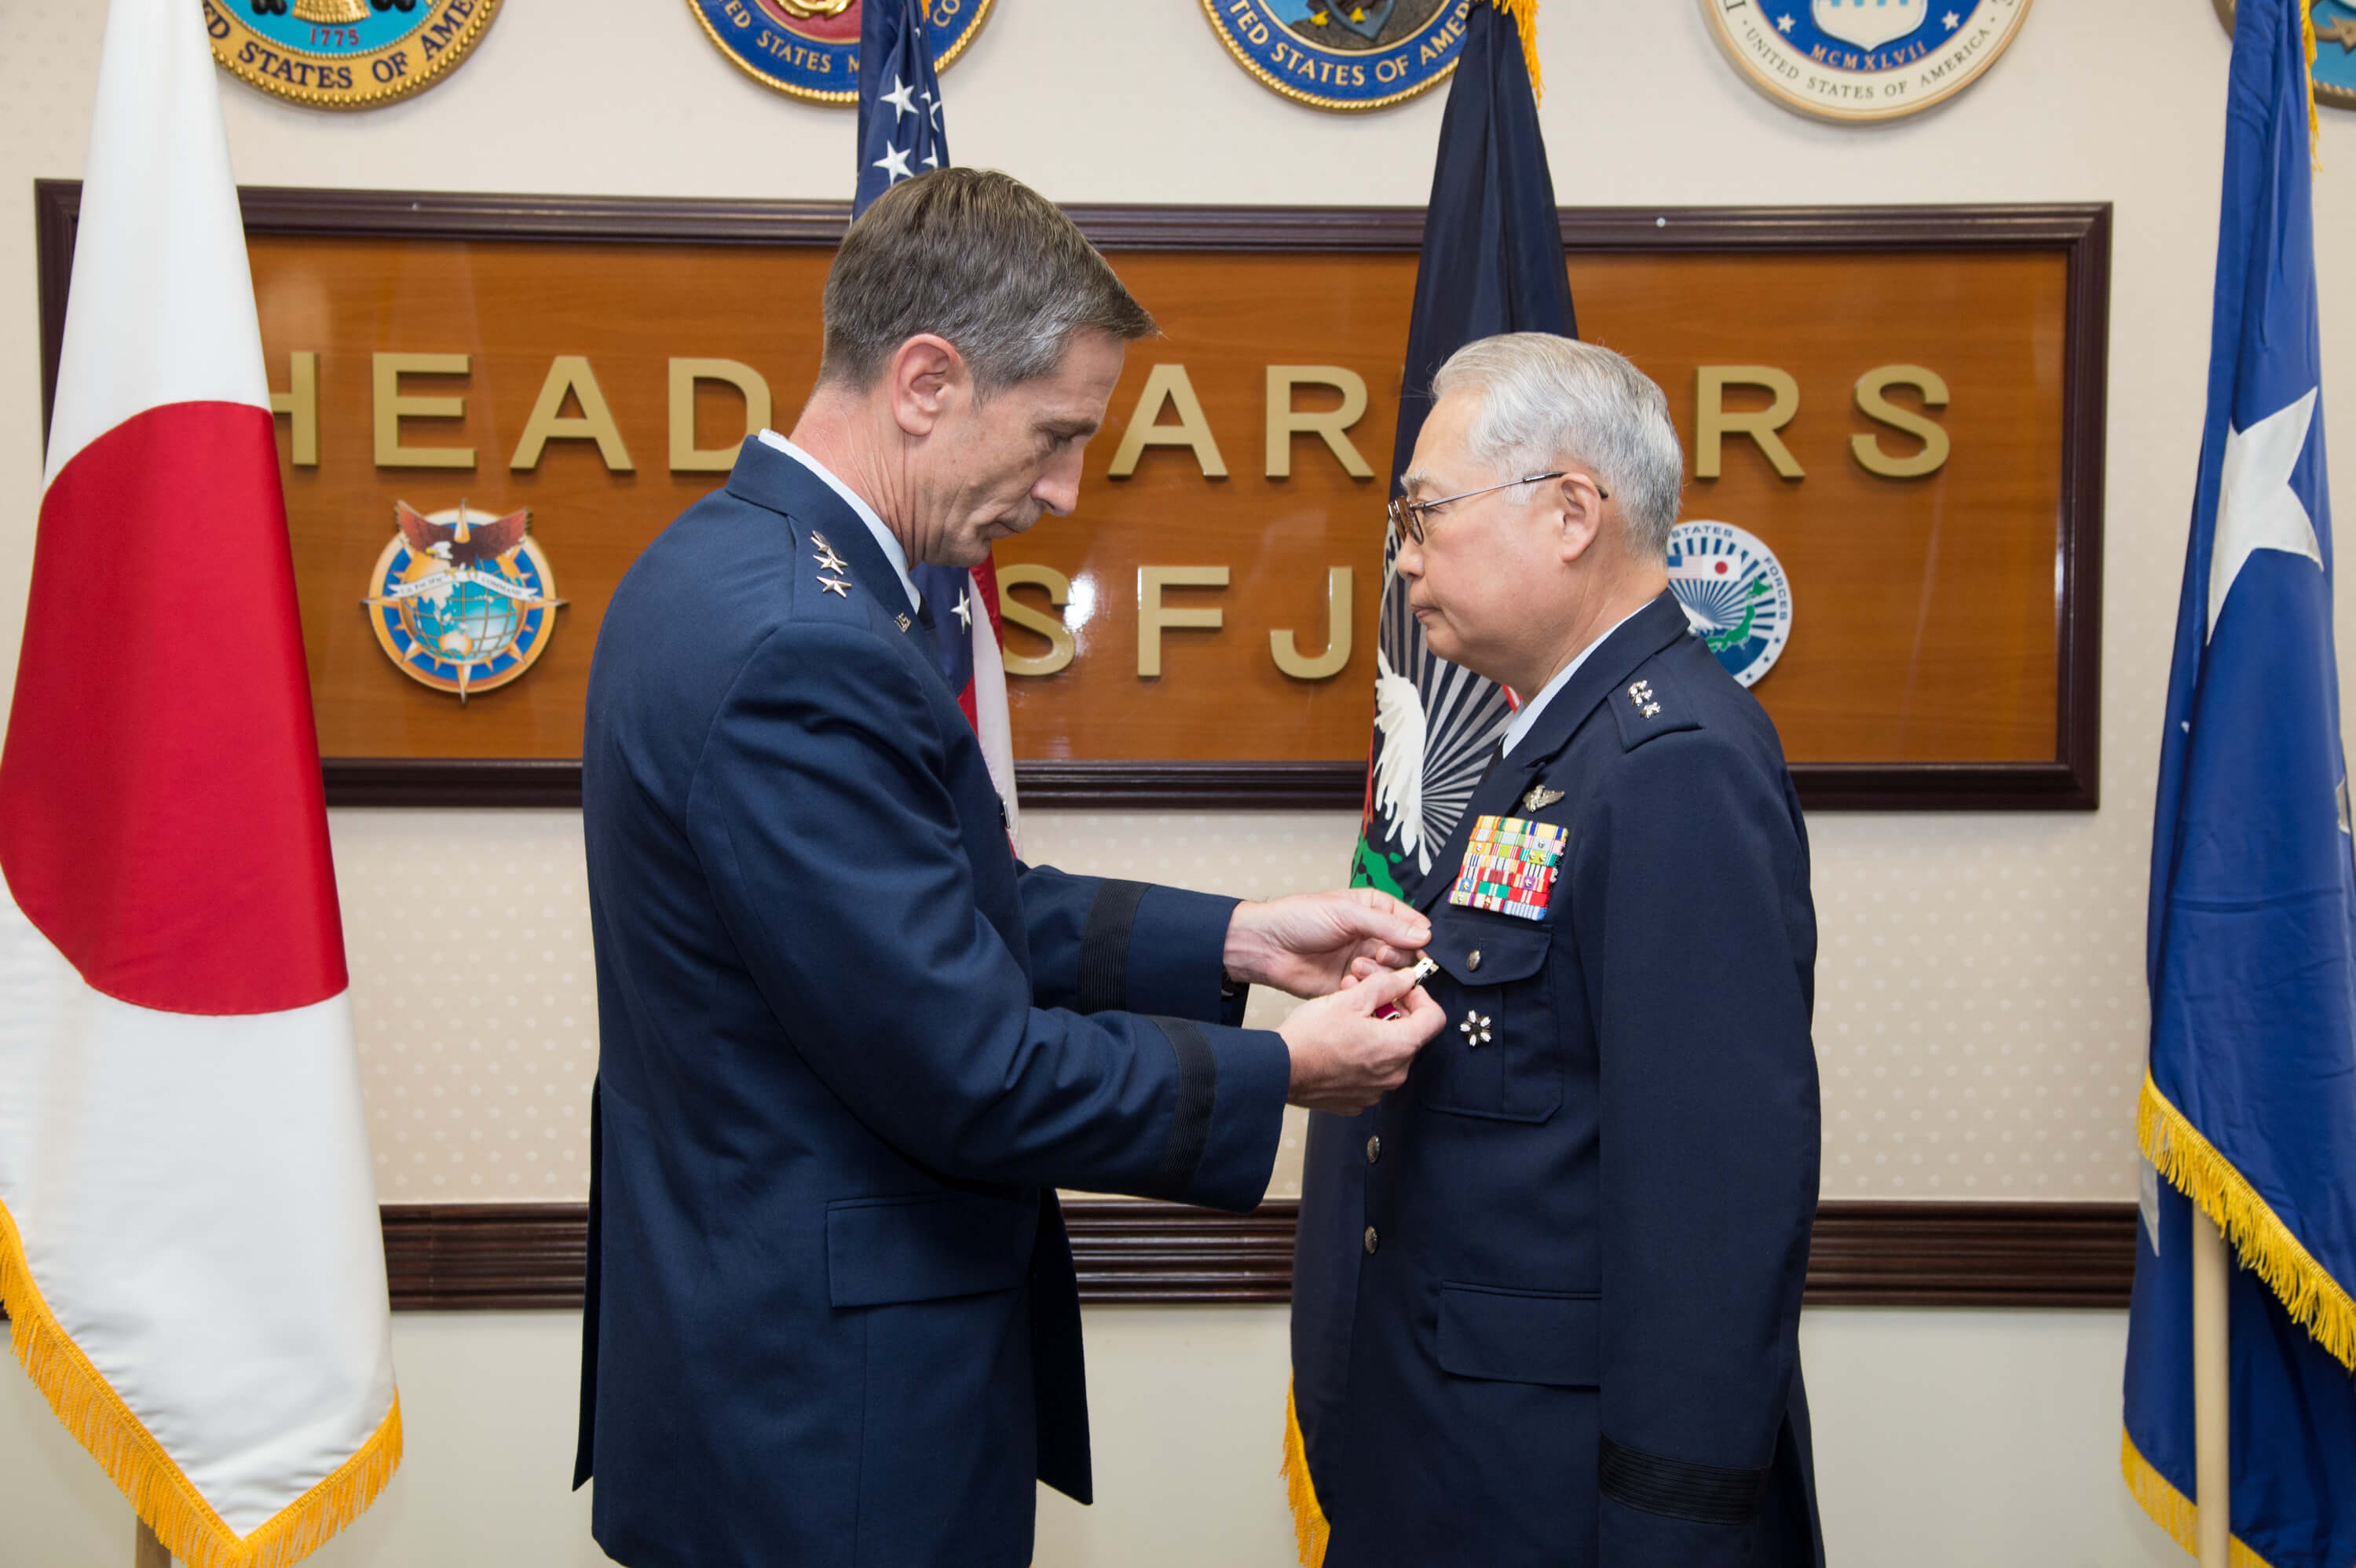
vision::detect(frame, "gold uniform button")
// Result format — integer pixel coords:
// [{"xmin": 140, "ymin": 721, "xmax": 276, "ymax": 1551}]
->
[
  {"xmin": 1366, "ymin": 1135, "xmax": 1381, "ymax": 1164},
  {"xmin": 1467, "ymin": 948, "xmax": 1483, "ymax": 971},
  {"xmin": 1363, "ymin": 1226, "xmax": 1380, "ymax": 1255}
]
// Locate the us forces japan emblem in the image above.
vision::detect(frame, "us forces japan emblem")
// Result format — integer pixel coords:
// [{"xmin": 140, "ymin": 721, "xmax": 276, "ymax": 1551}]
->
[
  {"xmin": 1666, "ymin": 521, "xmax": 1793, "ymax": 689},
  {"xmin": 365, "ymin": 503, "xmax": 564, "ymax": 701}
]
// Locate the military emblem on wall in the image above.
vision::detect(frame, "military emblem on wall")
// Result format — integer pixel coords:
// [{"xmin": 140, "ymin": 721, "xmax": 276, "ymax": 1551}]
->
[
  {"xmin": 203, "ymin": 0, "xmax": 500, "ymax": 110},
  {"xmin": 685, "ymin": 0, "xmax": 994, "ymax": 105},
  {"xmin": 1666, "ymin": 521, "xmax": 1792, "ymax": 688},
  {"xmin": 2215, "ymin": 0, "xmax": 2356, "ymax": 108},
  {"xmin": 365, "ymin": 503, "xmax": 563, "ymax": 700},
  {"xmin": 1199, "ymin": 0, "xmax": 1470, "ymax": 111},
  {"xmin": 1699, "ymin": 0, "xmax": 2032, "ymax": 122}
]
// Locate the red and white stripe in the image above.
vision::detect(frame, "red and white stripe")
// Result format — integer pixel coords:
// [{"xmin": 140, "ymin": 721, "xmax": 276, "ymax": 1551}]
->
[{"xmin": 0, "ymin": 2, "xmax": 397, "ymax": 1563}]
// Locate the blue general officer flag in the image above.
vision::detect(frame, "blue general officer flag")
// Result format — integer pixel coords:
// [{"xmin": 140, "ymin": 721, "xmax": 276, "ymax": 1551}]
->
[
  {"xmin": 1343, "ymin": 0, "xmax": 1573, "ymax": 913},
  {"xmin": 1287, "ymin": 2, "xmax": 1567, "ymax": 1559},
  {"xmin": 2125, "ymin": 3, "xmax": 2356, "ymax": 1563}
]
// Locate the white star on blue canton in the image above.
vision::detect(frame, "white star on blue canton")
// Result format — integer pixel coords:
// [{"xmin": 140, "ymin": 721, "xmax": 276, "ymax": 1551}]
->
[
  {"xmin": 953, "ymin": 588, "xmax": 973, "ymax": 631},
  {"xmin": 880, "ymin": 75, "xmax": 917, "ymax": 119},
  {"xmin": 921, "ymin": 148, "xmax": 941, "ymax": 169},
  {"xmin": 2208, "ymin": 388, "xmax": 2323, "ymax": 642},
  {"xmin": 1943, "ymin": 9, "xmax": 1960, "ymax": 27},
  {"xmin": 873, "ymin": 142, "xmax": 915, "ymax": 182},
  {"xmin": 1776, "ymin": 12, "xmax": 1794, "ymax": 31}
]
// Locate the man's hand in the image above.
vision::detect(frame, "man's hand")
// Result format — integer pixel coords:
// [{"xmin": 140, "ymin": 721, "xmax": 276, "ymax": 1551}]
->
[
  {"xmin": 1224, "ymin": 889, "xmax": 1432, "ymax": 1000},
  {"xmin": 1279, "ymin": 962, "xmax": 1445, "ymax": 1113}
]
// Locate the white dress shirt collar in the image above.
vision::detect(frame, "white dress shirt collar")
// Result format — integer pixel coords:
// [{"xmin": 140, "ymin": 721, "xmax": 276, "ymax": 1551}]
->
[
  {"xmin": 758, "ymin": 429, "xmax": 920, "ymax": 612},
  {"xmin": 1501, "ymin": 601, "xmax": 1652, "ymax": 759}
]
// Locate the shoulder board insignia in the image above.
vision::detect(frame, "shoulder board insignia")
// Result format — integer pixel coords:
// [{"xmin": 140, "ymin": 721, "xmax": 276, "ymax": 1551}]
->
[{"xmin": 1627, "ymin": 679, "xmax": 1662, "ymax": 720}]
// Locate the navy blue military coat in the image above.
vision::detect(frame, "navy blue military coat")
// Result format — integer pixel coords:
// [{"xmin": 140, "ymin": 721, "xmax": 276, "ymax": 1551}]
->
[
  {"xmin": 1291, "ymin": 592, "xmax": 1823, "ymax": 1567},
  {"xmin": 576, "ymin": 437, "xmax": 1293, "ymax": 1568}
]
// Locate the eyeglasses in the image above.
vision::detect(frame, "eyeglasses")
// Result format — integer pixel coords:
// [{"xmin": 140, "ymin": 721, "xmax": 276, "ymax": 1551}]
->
[{"xmin": 1388, "ymin": 471, "xmax": 1602, "ymax": 545}]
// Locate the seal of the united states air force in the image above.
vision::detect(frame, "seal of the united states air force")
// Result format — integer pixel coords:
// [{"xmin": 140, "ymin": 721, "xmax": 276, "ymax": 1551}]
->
[
  {"xmin": 203, "ymin": 0, "xmax": 500, "ymax": 110},
  {"xmin": 1699, "ymin": 0, "xmax": 2032, "ymax": 123},
  {"xmin": 1199, "ymin": 0, "xmax": 1471, "ymax": 111},
  {"xmin": 686, "ymin": 0, "xmax": 995, "ymax": 106}
]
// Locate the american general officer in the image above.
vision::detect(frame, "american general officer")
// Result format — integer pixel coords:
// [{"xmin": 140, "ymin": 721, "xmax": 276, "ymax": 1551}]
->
[
  {"xmin": 1289, "ymin": 334, "xmax": 1825, "ymax": 1566},
  {"xmin": 573, "ymin": 168, "xmax": 1446, "ymax": 1568}
]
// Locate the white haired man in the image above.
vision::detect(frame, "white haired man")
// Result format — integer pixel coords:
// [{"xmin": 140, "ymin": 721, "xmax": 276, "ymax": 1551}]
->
[{"xmin": 1289, "ymin": 332, "xmax": 1824, "ymax": 1566}]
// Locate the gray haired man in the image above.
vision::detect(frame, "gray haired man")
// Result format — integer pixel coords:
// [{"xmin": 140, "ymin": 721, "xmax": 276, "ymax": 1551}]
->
[
  {"xmin": 575, "ymin": 166, "xmax": 1444, "ymax": 1568},
  {"xmin": 1289, "ymin": 333, "xmax": 1824, "ymax": 1566}
]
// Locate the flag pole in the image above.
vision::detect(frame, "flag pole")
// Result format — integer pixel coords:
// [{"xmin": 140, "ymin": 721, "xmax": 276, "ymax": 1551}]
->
[
  {"xmin": 2192, "ymin": 1210, "xmax": 2230, "ymax": 1568},
  {"xmin": 134, "ymin": 1518, "xmax": 169, "ymax": 1568}
]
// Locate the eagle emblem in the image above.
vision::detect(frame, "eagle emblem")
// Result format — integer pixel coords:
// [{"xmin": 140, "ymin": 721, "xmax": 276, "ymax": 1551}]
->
[{"xmin": 364, "ymin": 502, "xmax": 565, "ymax": 700}]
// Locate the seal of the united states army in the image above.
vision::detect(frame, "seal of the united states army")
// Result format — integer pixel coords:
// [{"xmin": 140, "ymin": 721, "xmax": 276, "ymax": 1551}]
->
[
  {"xmin": 1699, "ymin": 0, "xmax": 2032, "ymax": 123},
  {"xmin": 203, "ymin": 0, "xmax": 499, "ymax": 110}
]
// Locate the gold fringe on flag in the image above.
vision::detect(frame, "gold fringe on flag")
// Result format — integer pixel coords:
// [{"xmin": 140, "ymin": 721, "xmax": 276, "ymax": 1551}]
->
[
  {"xmin": 0, "ymin": 1199, "xmax": 402, "ymax": 1568},
  {"xmin": 1281, "ymin": 1380, "xmax": 1332, "ymax": 1568},
  {"xmin": 1493, "ymin": 0, "xmax": 1542, "ymax": 104},
  {"xmin": 2304, "ymin": 0, "xmax": 2321, "ymax": 166},
  {"xmin": 2121, "ymin": 1427, "xmax": 2278, "ymax": 1568},
  {"xmin": 2137, "ymin": 1074, "xmax": 2356, "ymax": 1371}
]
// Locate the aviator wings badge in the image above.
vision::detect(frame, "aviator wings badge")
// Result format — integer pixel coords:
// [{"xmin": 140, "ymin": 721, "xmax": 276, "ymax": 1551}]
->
[{"xmin": 1520, "ymin": 784, "xmax": 1564, "ymax": 813}]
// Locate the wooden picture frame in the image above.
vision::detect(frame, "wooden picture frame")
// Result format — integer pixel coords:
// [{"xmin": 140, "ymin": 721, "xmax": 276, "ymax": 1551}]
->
[{"xmin": 33, "ymin": 184, "xmax": 2109, "ymax": 812}]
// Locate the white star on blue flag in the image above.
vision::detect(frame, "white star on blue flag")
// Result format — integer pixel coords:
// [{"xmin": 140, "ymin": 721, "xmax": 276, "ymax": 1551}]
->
[{"xmin": 855, "ymin": 0, "xmax": 948, "ymax": 218}]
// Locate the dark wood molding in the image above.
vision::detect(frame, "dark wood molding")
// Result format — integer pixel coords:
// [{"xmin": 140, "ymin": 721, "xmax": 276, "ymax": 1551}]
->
[
  {"xmin": 320, "ymin": 757, "xmax": 2094, "ymax": 814},
  {"xmin": 379, "ymin": 1198, "xmax": 2137, "ymax": 1313},
  {"xmin": 380, "ymin": 1201, "xmax": 591, "ymax": 1313},
  {"xmin": 324, "ymin": 758, "xmax": 585, "ymax": 809},
  {"xmin": 34, "ymin": 185, "xmax": 2109, "ymax": 813},
  {"xmin": 1804, "ymin": 1200, "xmax": 2136, "ymax": 1308}
]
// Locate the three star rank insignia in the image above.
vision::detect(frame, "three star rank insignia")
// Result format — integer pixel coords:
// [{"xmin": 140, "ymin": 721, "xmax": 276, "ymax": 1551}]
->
[
  {"xmin": 1447, "ymin": 815, "xmax": 1568, "ymax": 922},
  {"xmin": 810, "ymin": 531, "xmax": 851, "ymax": 598}
]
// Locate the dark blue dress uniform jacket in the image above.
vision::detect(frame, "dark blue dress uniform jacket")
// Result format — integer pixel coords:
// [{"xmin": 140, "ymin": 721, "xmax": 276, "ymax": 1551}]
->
[
  {"xmin": 575, "ymin": 437, "xmax": 1293, "ymax": 1568},
  {"xmin": 1291, "ymin": 592, "xmax": 1824, "ymax": 1567}
]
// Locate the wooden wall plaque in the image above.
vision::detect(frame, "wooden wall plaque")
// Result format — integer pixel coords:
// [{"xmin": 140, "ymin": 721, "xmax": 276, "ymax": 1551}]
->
[{"xmin": 34, "ymin": 187, "xmax": 2107, "ymax": 810}]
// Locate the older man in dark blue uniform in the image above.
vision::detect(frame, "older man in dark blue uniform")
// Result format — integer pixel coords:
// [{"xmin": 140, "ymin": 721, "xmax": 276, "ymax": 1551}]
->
[
  {"xmin": 574, "ymin": 169, "xmax": 1445, "ymax": 1568},
  {"xmin": 1289, "ymin": 334, "xmax": 1824, "ymax": 1567}
]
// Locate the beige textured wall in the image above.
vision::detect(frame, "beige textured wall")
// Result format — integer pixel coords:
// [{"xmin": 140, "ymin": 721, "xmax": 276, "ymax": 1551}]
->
[
  {"xmin": 0, "ymin": 1, "xmax": 2343, "ymax": 1564},
  {"xmin": 5, "ymin": 1305, "xmax": 2183, "ymax": 1567},
  {"xmin": 8, "ymin": 1, "xmax": 2350, "ymax": 1205}
]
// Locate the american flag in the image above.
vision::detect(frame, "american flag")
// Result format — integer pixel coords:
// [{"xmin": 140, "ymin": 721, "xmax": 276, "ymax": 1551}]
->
[{"xmin": 854, "ymin": 0, "xmax": 1022, "ymax": 848}]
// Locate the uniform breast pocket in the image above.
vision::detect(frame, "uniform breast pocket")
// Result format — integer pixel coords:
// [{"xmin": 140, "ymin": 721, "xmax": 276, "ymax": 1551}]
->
[{"xmin": 1414, "ymin": 917, "xmax": 1563, "ymax": 1122}]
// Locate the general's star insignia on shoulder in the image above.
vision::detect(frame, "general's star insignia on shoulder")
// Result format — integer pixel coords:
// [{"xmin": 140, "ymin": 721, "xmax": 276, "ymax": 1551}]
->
[
  {"xmin": 1627, "ymin": 679, "xmax": 1661, "ymax": 719},
  {"xmin": 808, "ymin": 532, "xmax": 849, "ymax": 575},
  {"xmin": 1520, "ymin": 784, "xmax": 1564, "ymax": 813},
  {"xmin": 1447, "ymin": 814, "xmax": 1568, "ymax": 921},
  {"xmin": 818, "ymin": 575, "xmax": 851, "ymax": 598}
]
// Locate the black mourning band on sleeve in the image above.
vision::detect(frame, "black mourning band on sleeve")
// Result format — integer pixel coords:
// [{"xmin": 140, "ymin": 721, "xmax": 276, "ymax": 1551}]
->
[
  {"xmin": 1147, "ymin": 1016, "xmax": 1217, "ymax": 1199},
  {"xmin": 1077, "ymin": 879, "xmax": 1150, "ymax": 1014},
  {"xmin": 1599, "ymin": 1435, "xmax": 1769, "ymax": 1526}
]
